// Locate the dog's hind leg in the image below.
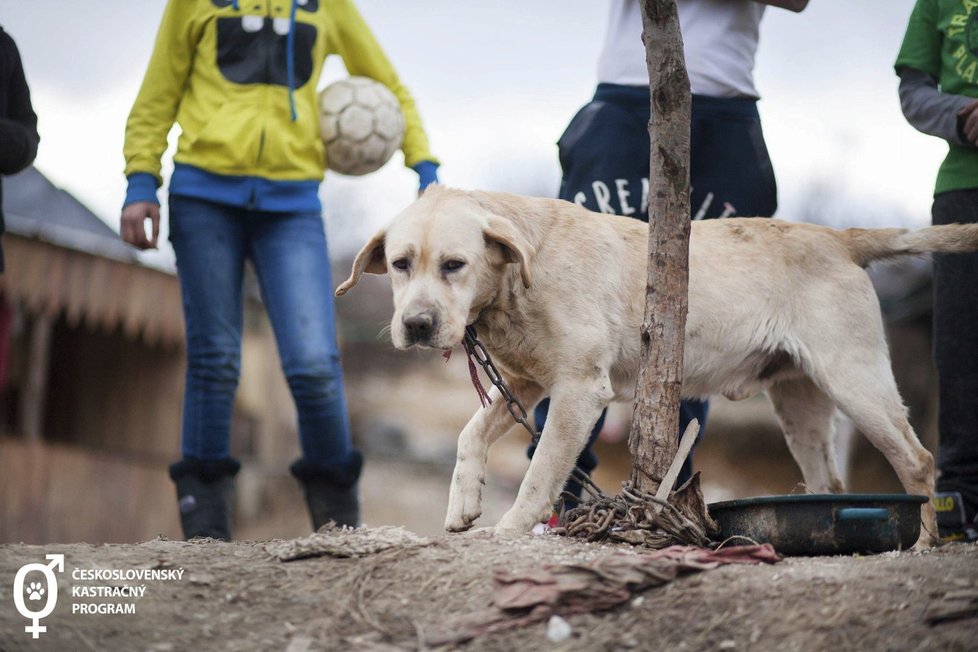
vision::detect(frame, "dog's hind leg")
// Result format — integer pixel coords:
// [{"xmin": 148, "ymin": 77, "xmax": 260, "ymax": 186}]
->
[
  {"xmin": 768, "ymin": 377, "xmax": 846, "ymax": 494},
  {"xmin": 445, "ymin": 379, "xmax": 543, "ymax": 533},
  {"xmin": 816, "ymin": 358, "xmax": 938, "ymax": 547},
  {"xmin": 494, "ymin": 377, "xmax": 610, "ymax": 535}
]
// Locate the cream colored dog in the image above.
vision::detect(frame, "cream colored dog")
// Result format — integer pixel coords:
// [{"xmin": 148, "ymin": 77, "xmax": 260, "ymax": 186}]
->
[{"xmin": 338, "ymin": 186, "xmax": 978, "ymax": 547}]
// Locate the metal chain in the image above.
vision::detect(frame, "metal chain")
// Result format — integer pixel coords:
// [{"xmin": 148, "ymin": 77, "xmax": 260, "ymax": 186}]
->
[
  {"xmin": 462, "ymin": 326, "xmax": 604, "ymax": 499},
  {"xmin": 463, "ymin": 326, "xmax": 539, "ymax": 445}
]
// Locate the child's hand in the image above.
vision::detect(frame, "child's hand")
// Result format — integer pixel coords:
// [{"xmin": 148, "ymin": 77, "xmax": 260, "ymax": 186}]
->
[{"xmin": 957, "ymin": 100, "xmax": 978, "ymax": 146}]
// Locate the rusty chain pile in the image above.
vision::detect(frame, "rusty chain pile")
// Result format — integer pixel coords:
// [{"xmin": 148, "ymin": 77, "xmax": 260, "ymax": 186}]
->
[{"xmin": 553, "ymin": 483, "xmax": 714, "ymax": 548}]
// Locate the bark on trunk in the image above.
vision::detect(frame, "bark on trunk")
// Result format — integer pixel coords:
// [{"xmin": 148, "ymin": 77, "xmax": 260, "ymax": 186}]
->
[{"xmin": 628, "ymin": 0, "xmax": 693, "ymax": 494}]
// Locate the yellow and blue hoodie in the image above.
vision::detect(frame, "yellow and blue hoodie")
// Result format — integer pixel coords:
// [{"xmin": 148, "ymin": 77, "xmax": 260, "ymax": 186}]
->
[{"xmin": 124, "ymin": 0, "xmax": 438, "ymax": 212}]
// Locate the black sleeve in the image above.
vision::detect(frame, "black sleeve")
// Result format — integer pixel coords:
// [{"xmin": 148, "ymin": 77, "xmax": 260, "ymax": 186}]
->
[{"xmin": 0, "ymin": 29, "xmax": 39, "ymax": 174}]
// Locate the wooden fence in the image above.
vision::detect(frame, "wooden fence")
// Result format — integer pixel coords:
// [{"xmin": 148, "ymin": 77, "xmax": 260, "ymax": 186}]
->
[{"xmin": 0, "ymin": 438, "xmax": 180, "ymax": 543}]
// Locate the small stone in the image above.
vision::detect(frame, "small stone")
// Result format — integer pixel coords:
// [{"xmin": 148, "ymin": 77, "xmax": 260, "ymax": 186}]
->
[
  {"xmin": 546, "ymin": 615, "xmax": 572, "ymax": 643},
  {"xmin": 719, "ymin": 640, "xmax": 736, "ymax": 649}
]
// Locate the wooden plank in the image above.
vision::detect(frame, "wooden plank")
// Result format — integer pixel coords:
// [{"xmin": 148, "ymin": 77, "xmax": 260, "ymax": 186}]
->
[
  {"xmin": 20, "ymin": 312, "xmax": 53, "ymax": 441},
  {"xmin": 0, "ymin": 438, "xmax": 180, "ymax": 543}
]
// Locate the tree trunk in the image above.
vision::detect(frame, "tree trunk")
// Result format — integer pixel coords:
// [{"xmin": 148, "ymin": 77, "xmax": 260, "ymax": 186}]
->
[{"xmin": 628, "ymin": 0, "xmax": 692, "ymax": 494}]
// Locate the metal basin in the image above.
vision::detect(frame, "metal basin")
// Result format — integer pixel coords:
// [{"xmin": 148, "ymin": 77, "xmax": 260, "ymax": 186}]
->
[{"xmin": 708, "ymin": 494, "xmax": 927, "ymax": 556}]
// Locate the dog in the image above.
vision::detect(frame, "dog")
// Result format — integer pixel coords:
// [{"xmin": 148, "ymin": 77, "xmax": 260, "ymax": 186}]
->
[{"xmin": 337, "ymin": 186, "xmax": 978, "ymax": 547}]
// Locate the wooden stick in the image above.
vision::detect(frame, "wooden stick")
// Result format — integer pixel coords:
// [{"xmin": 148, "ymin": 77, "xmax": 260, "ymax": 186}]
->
[{"xmin": 653, "ymin": 418, "xmax": 700, "ymax": 512}]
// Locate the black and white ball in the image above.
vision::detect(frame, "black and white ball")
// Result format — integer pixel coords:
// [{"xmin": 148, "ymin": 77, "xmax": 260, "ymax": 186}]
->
[{"xmin": 319, "ymin": 76, "xmax": 405, "ymax": 176}]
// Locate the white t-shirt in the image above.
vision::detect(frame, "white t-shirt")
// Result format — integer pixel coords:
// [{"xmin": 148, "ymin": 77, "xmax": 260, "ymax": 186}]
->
[{"xmin": 596, "ymin": 0, "xmax": 765, "ymax": 98}]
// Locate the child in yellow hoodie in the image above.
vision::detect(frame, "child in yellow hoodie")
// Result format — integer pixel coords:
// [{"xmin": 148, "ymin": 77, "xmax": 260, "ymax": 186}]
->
[{"xmin": 120, "ymin": 0, "xmax": 439, "ymax": 540}]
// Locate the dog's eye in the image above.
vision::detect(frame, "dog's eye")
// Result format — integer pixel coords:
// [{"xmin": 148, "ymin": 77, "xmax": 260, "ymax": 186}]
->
[
  {"xmin": 442, "ymin": 260, "xmax": 466, "ymax": 273},
  {"xmin": 391, "ymin": 258, "xmax": 410, "ymax": 272}
]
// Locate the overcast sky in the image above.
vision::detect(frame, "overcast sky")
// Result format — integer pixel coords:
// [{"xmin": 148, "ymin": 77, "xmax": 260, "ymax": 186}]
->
[{"xmin": 0, "ymin": 0, "xmax": 946, "ymax": 266}]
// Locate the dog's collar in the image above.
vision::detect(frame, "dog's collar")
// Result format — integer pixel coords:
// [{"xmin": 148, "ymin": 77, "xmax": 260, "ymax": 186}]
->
[
  {"xmin": 461, "ymin": 326, "xmax": 493, "ymax": 408},
  {"xmin": 441, "ymin": 325, "xmax": 493, "ymax": 409}
]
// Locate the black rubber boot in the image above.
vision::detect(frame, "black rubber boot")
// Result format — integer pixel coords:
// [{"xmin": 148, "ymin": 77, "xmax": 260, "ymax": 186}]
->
[
  {"xmin": 168, "ymin": 458, "xmax": 241, "ymax": 541},
  {"xmin": 935, "ymin": 491, "xmax": 978, "ymax": 542},
  {"xmin": 290, "ymin": 453, "xmax": 363, "ymax": 530}
]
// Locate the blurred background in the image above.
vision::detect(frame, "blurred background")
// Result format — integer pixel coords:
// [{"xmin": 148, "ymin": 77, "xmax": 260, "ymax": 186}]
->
[{"xmin": 0, "ymin": 0, "xmax": 944, "ymax": 543}]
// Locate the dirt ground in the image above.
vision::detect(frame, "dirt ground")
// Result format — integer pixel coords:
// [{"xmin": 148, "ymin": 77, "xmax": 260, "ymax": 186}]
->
[
  {"xmin": 1, "ymin": 529, "xmax": 975, "ymax": 651},
  {"xmin": 2, "ymin": 284, "xmax": 967, "ymax": 650}
]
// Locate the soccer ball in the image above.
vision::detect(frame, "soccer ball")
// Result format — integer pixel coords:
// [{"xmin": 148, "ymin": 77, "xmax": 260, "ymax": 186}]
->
[{"xmin": 318, "ymin": 76, "xmax": 405, "ymax": 176}]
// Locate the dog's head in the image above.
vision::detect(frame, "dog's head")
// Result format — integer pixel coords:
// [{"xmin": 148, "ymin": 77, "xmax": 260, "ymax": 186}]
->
[{"xmin": 336, "ymin": 187, "xmax": 534, "ymax": 349}]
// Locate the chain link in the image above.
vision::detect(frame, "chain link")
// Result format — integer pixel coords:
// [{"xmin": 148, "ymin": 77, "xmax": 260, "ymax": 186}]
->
[
  {"xmin": 463, "ymin": 326, "xmax": 538, "ymax": 446},
  {"xmin": 462, "ymin": 326, "xmax": 603, "ymax": 498}
]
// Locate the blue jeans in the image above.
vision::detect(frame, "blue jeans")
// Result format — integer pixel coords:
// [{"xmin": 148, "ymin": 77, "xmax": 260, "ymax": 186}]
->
[{"xmin": 168, "ymin": 195, "xmax": 356, "ymax": 469}]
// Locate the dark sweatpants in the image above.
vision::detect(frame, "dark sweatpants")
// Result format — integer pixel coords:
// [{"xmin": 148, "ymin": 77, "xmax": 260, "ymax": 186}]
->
[
  {"xmin": 932, "ymin": 188, "xmax": 978, "ymax": 515},
  {"xmin": 531, "ymin": 84, "xmax": 778, "ymax": 500}
]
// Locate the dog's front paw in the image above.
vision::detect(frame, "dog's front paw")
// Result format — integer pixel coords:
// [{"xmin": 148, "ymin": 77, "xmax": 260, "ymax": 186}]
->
[
  {"xmin": 491, "ymin": 524, "xmax": 527, "ymax": 539},
  {"xmin": 494, "ymin": 507, "xmax": 538, "ymax": 536},
  {"xmin": 445, "ymin": 512, "xmax": 480, "ymax": 532},
  {"xmin": 445, "ymin": 481, "xmax": 483, "ymax": 532}
]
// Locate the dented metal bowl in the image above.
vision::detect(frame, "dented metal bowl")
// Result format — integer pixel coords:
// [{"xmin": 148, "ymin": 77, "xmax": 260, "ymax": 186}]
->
[{"xmin": 708, "ymin": 494, "xmax": 928, "ymax": 556}]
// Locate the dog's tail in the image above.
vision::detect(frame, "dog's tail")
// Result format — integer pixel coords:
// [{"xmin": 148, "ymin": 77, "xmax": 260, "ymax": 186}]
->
[{"xmin": 842, "ymin": 223, "xmax": 978, "ymax": 267}]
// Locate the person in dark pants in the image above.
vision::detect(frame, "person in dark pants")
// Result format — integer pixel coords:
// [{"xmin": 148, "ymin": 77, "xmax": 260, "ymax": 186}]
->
[
  {"xmin": 0, "ymin": 25, "xmax": 40, "ymax": 273},
  {"xmin": 896, "ymin": 0, "xmax": 978, "ymax": 542},
  {"xmin": 532, "ymin": 0, "xmax": 807, "ymax": 511}
]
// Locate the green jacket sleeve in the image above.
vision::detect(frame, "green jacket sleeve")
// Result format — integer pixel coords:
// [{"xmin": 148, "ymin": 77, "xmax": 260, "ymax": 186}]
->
[
  {"xmin": 895, "ymin": 0, "xmax": 941, "ymax": 78},
  {"xmin": 329, "ymin": 0, "xmax": 437, "ymax": 168},
  {"xmin": 123, "ymin": 0, "xmax": 202, "ymax": 183}
]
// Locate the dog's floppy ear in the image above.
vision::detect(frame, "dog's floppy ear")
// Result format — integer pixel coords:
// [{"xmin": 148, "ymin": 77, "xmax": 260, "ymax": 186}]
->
[
  {"xmin": 484, "ymin": 215, "xmax": 534, "ymax": 289},
  {"xmin": 335, "ymin": 229, "xmax": 386, "ymax": 297}
]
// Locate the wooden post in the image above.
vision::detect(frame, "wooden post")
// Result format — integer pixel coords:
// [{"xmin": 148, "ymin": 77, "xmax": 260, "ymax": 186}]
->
[
  {"xmin": 21, "ymin": 312, "xmax": 54, "ymax": 441},
  {"xmin": 628, "ymin": 0, "xmax": 693, "ymax": 494}
]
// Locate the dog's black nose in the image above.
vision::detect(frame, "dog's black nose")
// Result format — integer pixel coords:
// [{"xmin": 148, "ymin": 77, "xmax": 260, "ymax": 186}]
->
[{"xmin": 403, "ymin": 312, "xmax": 436, "ymax": 343}]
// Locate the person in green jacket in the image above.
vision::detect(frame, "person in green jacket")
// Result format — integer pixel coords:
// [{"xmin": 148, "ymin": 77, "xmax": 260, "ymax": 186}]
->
[
  {"xmin": 120, "ymin": 0, "xmax": 439, "ymax": 541},
  {"xmin": 896, "ymin": 0, "xmax": 978, "ymax": 542}
]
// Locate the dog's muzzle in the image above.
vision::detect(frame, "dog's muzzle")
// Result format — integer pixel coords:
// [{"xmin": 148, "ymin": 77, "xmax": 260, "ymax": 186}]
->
[{"xmin": 402, "ymin": 311, "xmax": 438, "ymax": 346}]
